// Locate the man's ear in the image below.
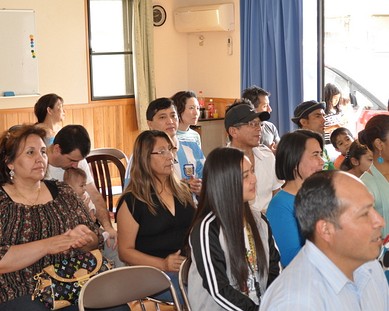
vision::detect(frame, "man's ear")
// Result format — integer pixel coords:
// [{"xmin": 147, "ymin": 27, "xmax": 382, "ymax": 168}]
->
[
  {"xmin": 228, "ymin": 127, "xmax": 238, "ymax": 139},
  {"xmin": 299, "ymin": 118, "xmax": 308, "ymax": 128},
  {"xmin": 315, "ymin": 219, "xmax": 334, "ymax": 243},
  {"xmin": 147, "ymin": 120, "xmax": 153, "ymax": 130},
  {"xmin": 52, "ymin": 144, "xmax": 62, "ymax": 154}
]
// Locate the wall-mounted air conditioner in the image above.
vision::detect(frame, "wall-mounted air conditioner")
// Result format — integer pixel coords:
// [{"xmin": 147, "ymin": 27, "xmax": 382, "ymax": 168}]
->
[{"xmin": 174, "ymin": 3, "xmax": 234, "ymax": 33}]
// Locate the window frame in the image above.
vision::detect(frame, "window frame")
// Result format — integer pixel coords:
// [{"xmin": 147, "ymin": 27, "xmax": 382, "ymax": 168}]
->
[{"xmin": 87, "ymin": 0, "xmax": 134, "ymax": 101}]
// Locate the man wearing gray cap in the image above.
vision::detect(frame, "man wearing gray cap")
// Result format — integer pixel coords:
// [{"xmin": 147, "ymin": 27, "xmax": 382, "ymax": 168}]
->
[
  {"xmin": 292, "ymin": 100, "xmax": 335, "ymax": 170},
  {"xmin": 225, "ymin": 99, "xmax": 283, "ymax": 216}
]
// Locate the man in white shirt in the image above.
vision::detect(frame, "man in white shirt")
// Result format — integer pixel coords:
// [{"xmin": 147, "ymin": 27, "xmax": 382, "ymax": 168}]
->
[
  {"xmin": 225, "ymin": 100, "xmax": 283, "ymax": 215},
  {"xmin": 261, "ymin": 170, "xmax": 389, "ymax": 310},
  {"xmin": 45, "ymin": 125, "xmax": 117, "ymax": 248}
]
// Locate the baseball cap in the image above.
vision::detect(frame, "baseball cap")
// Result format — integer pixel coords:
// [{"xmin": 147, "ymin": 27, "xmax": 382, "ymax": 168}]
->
[
  {"xmin": 291, "ymin": 100, "xmax": 326, "ymax": 125},
  {"xmin": 224, "ymin": 104, "xmax": 270, "ymax": 131}
]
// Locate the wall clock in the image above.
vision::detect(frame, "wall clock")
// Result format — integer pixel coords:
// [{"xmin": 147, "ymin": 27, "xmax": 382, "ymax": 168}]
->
[{"xmin": 153, "ymin": 5, "xmax": 167, "ymax": 27}]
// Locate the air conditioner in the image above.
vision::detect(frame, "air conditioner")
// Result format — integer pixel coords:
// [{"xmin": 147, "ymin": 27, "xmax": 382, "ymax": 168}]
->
[{"xmin": 174, "ymin": 3, "xmax": 234, "ymax": 33}]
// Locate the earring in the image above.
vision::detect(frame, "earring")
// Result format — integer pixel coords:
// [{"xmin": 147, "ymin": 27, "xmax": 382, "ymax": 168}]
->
[
  {"xmin": 378, "ymin": 150, "xmax": 384, "ymax": 164},
  {"xmin": 9, "ymin": 168, "xmax": 14, "ymax": 180}
]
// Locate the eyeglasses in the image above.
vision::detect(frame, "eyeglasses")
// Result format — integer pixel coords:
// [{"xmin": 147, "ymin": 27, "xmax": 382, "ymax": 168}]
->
[
  {"xmin": 234, "ymin": 120, "xmax": 263, "ymax": 128},
  {"xmin": 150, "ymin": 146, "xmax": 177, "ymax": 157}
]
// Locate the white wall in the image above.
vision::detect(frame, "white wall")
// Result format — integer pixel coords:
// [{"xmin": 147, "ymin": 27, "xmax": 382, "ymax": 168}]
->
[
  {"xmin": 0, "ymin": 0, "xmax": 89, "ymax": 108},
  {"xmin": 153, "ymin": 0, "xmax": 240, "ymax": 98}
]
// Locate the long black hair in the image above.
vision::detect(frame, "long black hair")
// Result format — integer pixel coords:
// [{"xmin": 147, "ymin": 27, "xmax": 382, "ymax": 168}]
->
[{"xmin": 189, "ymin": 147, "xmax": 267, "ymax": 291}]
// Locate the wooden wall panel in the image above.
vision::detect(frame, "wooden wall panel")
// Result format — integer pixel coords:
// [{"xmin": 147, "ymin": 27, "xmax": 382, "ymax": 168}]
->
[{"xmin": 0, "ymin": 98, "xmax": 139, "ymax": 158}]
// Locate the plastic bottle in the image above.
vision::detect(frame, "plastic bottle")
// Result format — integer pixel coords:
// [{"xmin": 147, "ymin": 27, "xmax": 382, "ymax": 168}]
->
[
  {"xmin": 208, "ymin": 99, "xmax": 214, "ymax": 118},
  {"xmin": 213, "ymin": 109, "xmax": 219, "ymax": 118},
  {"xmin": 198, "ymin": 91, "xmax": 205, "ymax": 108}
]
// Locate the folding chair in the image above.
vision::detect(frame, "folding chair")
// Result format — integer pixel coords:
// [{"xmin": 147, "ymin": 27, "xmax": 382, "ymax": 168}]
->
[
  {"xmin": 178, "ymin": 259, "xmax": 191, "ymax": 311},
  {"xmin": 78, "ymin": 266, "xmax": 182, "ymax": 311}
]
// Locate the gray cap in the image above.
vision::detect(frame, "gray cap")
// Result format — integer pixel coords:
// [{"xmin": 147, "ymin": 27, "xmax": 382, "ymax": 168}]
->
[{"xmin": 291, "ymin": 100, "xmax": 326, "ymax": 125}]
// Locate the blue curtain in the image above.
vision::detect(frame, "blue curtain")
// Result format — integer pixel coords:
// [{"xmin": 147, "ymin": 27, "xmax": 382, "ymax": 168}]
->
[{"xmin": 240, "ymin": 0, "xmax": 303, "ymax": 135}]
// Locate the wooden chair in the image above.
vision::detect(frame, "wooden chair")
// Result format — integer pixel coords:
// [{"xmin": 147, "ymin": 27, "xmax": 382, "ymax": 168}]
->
[
  {"xmin": 178, "ymin": 258, "xmax": 191, "ymax": 311},
  {"xmin": 78, "ymin": 266, "xmax": 182, "ymax": 311},
  {"xmin": 89, "ymin": 147, "xmax": 128, "ymax": 165},
  {"xmin": 86, "ymin": 152, "xmax": 126, "ymax": 213}
]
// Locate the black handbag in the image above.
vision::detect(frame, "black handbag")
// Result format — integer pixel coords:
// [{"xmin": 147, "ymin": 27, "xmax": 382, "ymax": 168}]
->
[{"xmin": 32, "ymin": 249, "xmax": 112, "ymax": 310}]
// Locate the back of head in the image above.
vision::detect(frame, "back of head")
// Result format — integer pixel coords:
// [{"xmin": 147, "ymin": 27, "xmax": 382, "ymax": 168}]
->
[
  {"xmin": 241, "ymin": 85, "xmax": 270, "ymax": 109},
  {"xmin": 171, "ymin": 91, "xmax": 196, "ymax": 120},
  {"xmin": 146, "ymin": 98, "xmax": 175, "ymax": 121},
  {"xmin": 276, "ymin": 129, "xmax": 324, "ymax": 181},
  {"xmin": 53, "ymin": 125, "xmax": 91, "ymax": 158},
  {"xmin": 330, "ymin": 127, "xmax": 353, "ymax": 148},
  {"xmin": 295, "ymin": 170, "xmax": 340, "ymax": 241},
  {"xmin": 0, "ymin": 124, "xmax": 47, "ymax": 184},
  {"xmin": 64, "ymin": 167, "xmax": 87, "ymax": 184},
  {"xmin": 34, "ymin": 93, "xmax": 63, "ymax": 123},
  {"xmin": 358, "ymin": 114, "xmax": 389, "ymax": 151},
  {"xmin": 340, "ymin": 140, "xmax": 369, "ymax": 171}
]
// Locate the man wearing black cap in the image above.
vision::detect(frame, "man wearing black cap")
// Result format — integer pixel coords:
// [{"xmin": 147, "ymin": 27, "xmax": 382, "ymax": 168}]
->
[
  {"xmin": 292, "ymin": 100, "xmax": 335, "ymax": 170},
  {"xmin": 225, "ymin": 99, "xmax": 283, "ymax": 216}
]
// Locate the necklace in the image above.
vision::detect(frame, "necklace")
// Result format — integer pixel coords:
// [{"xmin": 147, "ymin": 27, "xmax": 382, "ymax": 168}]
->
[{"xmin": 14, "ymin": 185, "xmax": 41, "ymax": 206}]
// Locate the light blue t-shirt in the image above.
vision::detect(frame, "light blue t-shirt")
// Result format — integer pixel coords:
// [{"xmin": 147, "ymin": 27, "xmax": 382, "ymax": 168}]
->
[
  {"xmin": 267, "ymin": 189, "xmax": 305, "ymax": 267},
  {"xmin": 361, "ymin": 164, "xmax": 389, "ymax": 236},
  {"xmin": 177, "ymin": 128, "xmax": 202, "ymax": 148}
]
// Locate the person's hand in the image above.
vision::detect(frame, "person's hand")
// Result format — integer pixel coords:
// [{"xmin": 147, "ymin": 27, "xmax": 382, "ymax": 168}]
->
[
  {"xmin": 65, "ymin": 225, "xmax": 95, "ymax": 249},
  {"xmin": 163, "ymin": 250, "xmax": 185, "ymax": 272},
  {"xmin": 186, "ymin": 176, "xmax": 202, "ymax": 196},
  {"xmin": 45, "ymin": 228, "xmax": 92, "ymax": 255},
  {"xmin": 104, "ymin": 227, "xmax": 118, "ymax": 249}
]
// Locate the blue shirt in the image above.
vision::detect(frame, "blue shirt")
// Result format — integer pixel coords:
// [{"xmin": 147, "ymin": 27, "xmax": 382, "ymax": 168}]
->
[
  {"xmin": 261, "ymin": 241, "xmax": 389, "ymax": 311},
  {"xmin": 266, "ymin": 190, "xmax": 304, "ymax": 267}
]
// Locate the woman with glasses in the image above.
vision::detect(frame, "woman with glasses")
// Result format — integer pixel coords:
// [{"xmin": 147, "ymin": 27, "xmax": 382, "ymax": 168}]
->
[
  {"xmin": 116, "ymin": 130, "xmax": 195, "ymax": 303},
  {"xmin": 266, "ymin": 130, "xmax": 325, "ymax": 267}
]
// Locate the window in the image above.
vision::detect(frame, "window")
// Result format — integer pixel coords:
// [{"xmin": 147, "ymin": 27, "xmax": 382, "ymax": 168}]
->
[{"xmin": 88, "ymin": 0, "xmax": 134, "ymax": 100}]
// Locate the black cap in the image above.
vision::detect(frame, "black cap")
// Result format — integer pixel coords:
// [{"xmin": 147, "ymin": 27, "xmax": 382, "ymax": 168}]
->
[
  {"xmin": 291, "ymin": 100, "xmax": 326, "ymax": 125},
  {"xmin": 224, "ymin": 104, "xmax": 270, "ymax": 131}
]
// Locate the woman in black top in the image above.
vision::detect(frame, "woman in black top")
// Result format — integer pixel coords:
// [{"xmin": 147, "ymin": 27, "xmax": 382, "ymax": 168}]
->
[{"xmin": 116, "ymin": 130, "xmax": 195, "ymax": 302}]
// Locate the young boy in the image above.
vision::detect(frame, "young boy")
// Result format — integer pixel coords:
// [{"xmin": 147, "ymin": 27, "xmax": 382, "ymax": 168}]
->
[
  {"xmin": 330, "ymin": 127, "xmax": 354, "ymax": 168},
  {"xmin": 64, "ymin": 167, "xmax": 97, "ymax": 221}
]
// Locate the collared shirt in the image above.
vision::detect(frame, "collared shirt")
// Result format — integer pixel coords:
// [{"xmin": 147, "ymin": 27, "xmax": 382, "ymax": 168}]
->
[
  {"xmin": 250, "ymin": 145, "xmax": 284, "ymax": 215},
  {"xmin": 261, "ymin": 241, "xmax": 389, "ymax": 311}
]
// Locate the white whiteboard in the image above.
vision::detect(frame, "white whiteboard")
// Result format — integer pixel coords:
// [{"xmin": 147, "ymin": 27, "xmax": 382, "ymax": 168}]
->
[{"xmin": 0, "ymin": 9, "xmax": 39, "ymax": 96}]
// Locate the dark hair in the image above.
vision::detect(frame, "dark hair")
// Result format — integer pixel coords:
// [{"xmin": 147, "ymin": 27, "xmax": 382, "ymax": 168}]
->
[
  {"xmin": 323, "ymin": 83, "xmax": 341, "ymax": 114},
  {"xmin": 34, "ymin": 93, "xmax": 64, "ymax": 123},
  {"xmin": 53, "ymin": 125, "xmax": 91, "ymax": 158},
  {"xmin": 146, "ymin": 98, "xmax": 175, "ymax": 121},
  {"xmin": 189, "ymin": 147, "xmax": 267, "ymax": 291},
  {"xmin": 171, "ymin": 91, "xmax": 197, "ymax": 121},
  {"xmin": 340, "ymin": 140, "xmax": 370, "ymax": 171},
  {"xmin": 329, "ymin": 127, "xmax": 354, "ymax": 148},
  {"xmin": 242, "ymin": 86, "xmax": 270, "ymax": 109},
  {"xmin": 358, "ymin": 114, "xmax": 389, "ymax": 152},
  {"xmin": 0, "ymin": 124, "xmax": 47, "ymax": 185},
  {"xmin": 276, "ymin": 130, "xmax": 324, "ymax": 181},
  {"xmin": 295, "ymin": 170, "xmax": 342, "ymax": 241}
]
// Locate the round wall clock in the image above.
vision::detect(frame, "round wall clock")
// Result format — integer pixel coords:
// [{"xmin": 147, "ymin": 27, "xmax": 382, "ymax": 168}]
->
[{"xmin": 153, "ymin": 5, "xmax": 167, "ymax": 27}]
